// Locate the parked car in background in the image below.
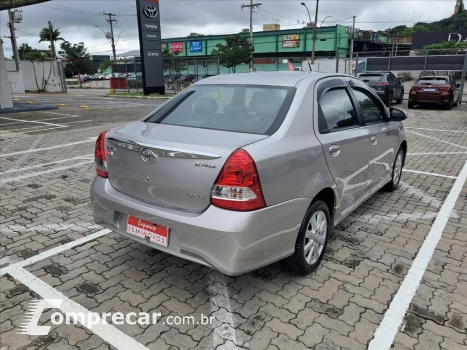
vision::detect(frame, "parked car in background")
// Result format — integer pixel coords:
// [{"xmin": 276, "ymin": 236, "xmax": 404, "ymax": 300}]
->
[
  {"xmin": 81, "ymin": 75, "xmax": 91, "ymax": 83},
  {"xmin": 419, "ymin": 71, "xmax": 436, "ymax": 78},
  {"xmin": 408, "ymin": 75, "xmax": 460, "ymax": 110},
  {"xmin": 91, "ymin": 72, "xmax": 408, "ymax": 276},
  {"xmin": 358, "ymin": 72, "xmax": 404, "ymax": 106}
]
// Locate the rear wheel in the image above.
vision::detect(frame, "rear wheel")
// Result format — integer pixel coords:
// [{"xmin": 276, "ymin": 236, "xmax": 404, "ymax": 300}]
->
[
  {"xmin": 453, "ymin": 96, "xmax": 458, "ymax": 107},
  {"xmin": 408, "ymin": 101, "xmax": 415, "ymax": 109},
  {"xmin": 444, "ymin": 97, "xmax": 453, "ymax": 110},
  {"xmin": 396, "ymin": 89, "xmax": 404, "ymax": 104},
  {"xmin": 384, "ymin": 148, "xmax": 404, "ymax": 192},
  {"xmin": 288, "ymin": 200, "xmax": 330, "ymax": 275},
  {"xmin": 385, "ymin": 95, "xmax": 392, "ymax": 107}
]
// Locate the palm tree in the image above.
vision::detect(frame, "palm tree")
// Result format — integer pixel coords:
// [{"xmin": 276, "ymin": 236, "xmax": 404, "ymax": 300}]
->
[{"xmin": 39, "ymin": 22, "xmax": 65, "ymax": 60}]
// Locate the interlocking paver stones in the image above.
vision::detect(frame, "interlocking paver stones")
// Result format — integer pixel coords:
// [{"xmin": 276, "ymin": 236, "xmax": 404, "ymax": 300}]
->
[{"xmin": 1, "ymin": 103, "xmax": 467, "ymax": 350}]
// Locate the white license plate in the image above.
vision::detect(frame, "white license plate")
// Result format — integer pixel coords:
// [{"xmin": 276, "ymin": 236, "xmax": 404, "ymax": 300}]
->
[
  {"xmin": 126, "ymin": 216, "xmax": 169, "ymax": 247},
  {"xmin": 424, "ymin": 88, "xmax": 435, "ymax": 92}
]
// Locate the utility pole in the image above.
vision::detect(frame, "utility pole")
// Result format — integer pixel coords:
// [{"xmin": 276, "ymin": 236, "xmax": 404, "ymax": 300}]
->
[
  {"xmin": 7, "ymin": 9, "xmax": 20, "ymax": 71},
  {"xmin": 311, "ymin": 0, "xmax": 319, "ymax": 64},
  {"xmin": 104, "ymin": 12, "xmax": 117, "ymax": 61},
  {"xmin": 349, "ymin": 15, "xmax": 356, "ymax": 74},
  {"xmin": 241, "ymin": 1, "xmax": 262, "ymax": 72}
]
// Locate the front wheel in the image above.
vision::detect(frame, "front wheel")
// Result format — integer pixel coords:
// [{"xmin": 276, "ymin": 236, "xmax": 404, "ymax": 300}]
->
[
  {"xmin": 384, "ymin": 148, "xmax": 404, "ymax": 192},
  {"xmin": 288, "ymin": 200, "xmax": 330, "ymax": 275}
]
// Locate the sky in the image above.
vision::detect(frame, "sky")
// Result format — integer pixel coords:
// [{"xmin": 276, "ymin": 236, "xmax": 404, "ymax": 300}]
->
[{"xmin": 0, "ymin": 0, "xmax": 456, "ymax": 58}]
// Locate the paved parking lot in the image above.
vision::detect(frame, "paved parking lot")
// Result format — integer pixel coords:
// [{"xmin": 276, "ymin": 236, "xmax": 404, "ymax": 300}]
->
[{"xmin": 0, "ymin": 97, "xmax": 466, "ymax": 350}]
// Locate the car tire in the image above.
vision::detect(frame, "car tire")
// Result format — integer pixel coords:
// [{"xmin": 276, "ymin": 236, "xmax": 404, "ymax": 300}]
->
[
  {"xmin": 385, "ymin": 93, "xmax": 392, "ymax": 107},
  {"xmin": 288, "ymin": 200, "xmax": 330, "ymax": 275},
  {"xmin": 444, "ymin": 97, "xmax": 453, "ymax": 110},
  {"xmin": 396, "ymin": 90, "xmax": 404, "ymax": 104},
  {"xmin": 384, "ymin": 148, "xmax": 404, "ymax": 192},
  {"xmin": 408, "ymin": 101, "xmax": 414, "ymax": 109},
  {"xmin": 453, "ymin": 96, "xmax": 458, "ymax": 107}
]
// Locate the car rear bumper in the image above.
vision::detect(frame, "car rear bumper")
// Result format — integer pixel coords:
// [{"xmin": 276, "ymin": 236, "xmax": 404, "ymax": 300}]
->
[
  {"xmin": 90, "ymin": 177, "xmax": 308, "ymax": 275},
  {"xmin": 409, "ymin": 95, "xmax": 450, "ymax": 103}
]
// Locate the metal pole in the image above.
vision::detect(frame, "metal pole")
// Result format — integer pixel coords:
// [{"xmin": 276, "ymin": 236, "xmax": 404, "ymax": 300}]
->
[
  {"xmin": 241, "ymin": 1, "xmax": 262, "ymax": 72},
  {"xmin": 7, "ymin": 10, "xmax": 20, "ymax": 71},
  {"xmin": 349, "ymin": 15, "xmax": 356, "ymax": 73},
  {"xmin": 458, "ymin": 50, "xmax": 467, "ymax": 104},
  {"xmin": 311, "ymin": 0, "xmax": 319, "ymax": 64},
  {"xmin": 104, "ymin": 13, "xmax": 117, "ymax": 61},
  {"xmin": 335, "ymin": 49, "xmax": 339, "ymax": 73},
  {"xmin": 354, "ymin": 53, "xmax": 359, "ymax": 77}
]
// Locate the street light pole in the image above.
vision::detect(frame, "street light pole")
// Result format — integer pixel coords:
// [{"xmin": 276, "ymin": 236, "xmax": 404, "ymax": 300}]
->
[
  {"xmin": 311, "ymin": 0, "xmax": 319, "ymax": 64},
  {"xmin": 301, "ymin": 2, "xmax": 312, "ymax": 62}
]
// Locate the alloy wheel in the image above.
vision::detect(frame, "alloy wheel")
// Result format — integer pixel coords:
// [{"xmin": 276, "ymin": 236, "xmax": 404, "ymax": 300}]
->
[{"xmin": 304, "ymin": 210, "xmax": 327, "ymax": 265}]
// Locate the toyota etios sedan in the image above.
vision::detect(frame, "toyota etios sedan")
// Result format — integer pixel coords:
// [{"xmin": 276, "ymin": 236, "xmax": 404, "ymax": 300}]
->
[{"xmin": 91, "ymin": 72, "xmax": 407, "ymax": 276}]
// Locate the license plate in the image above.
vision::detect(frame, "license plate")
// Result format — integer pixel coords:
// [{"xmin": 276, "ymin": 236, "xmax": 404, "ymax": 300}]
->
[
  {"xmin": 126, "ymin": 216, "xmax": 168, "ymax": 247},
  {"xmin": 424, "ymin": 88, "xmax": 435, "ymax": 92}
]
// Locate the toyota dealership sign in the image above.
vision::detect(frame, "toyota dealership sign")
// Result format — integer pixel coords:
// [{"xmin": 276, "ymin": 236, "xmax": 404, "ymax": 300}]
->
[{"xmin": 136, "ymin": 0, "xmax": 164, "ymax": 95}]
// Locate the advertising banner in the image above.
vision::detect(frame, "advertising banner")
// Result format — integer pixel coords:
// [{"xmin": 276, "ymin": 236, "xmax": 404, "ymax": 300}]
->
[
  {"xmin": 190, "ymin": 41, "xmax": 203, "ymax": 53},
  {"xmin": 136, "ymin": 0, "xmax": 164, "ymax": 95},
  {"xmin": 282, "ymin": 34, "xmax": 300, "ymax": 48},
  {"xmin": 171, "ymin": 42, "xmax": 184, "ymax": 53}
]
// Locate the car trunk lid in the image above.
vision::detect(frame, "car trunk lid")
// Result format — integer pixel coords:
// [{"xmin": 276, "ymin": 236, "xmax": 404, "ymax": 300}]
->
[{"xmin": 105, "ymin": 122, "xmax": 268, "ymax": 212}]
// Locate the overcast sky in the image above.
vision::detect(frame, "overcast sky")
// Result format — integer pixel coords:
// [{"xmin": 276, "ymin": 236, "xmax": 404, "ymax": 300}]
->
[{"xmin": 0, "ymin": 0, "xmax": 455, "ymax": 58}]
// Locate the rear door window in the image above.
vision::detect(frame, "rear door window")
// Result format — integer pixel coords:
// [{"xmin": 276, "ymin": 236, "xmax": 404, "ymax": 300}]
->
[
  {"xmin": 416, "ymin": 78, "xmax": 448, "ymax": 85},
  {"xmin": 318, "ymin": 89, "xmax": 359, "ymax": 133},
  {"xmin": 359, "ymin": 74, "xmax": 385, "ymax": 82},
  {"xmin": 145, "ymin": 85, "xmax": 295, "ymax": 135}
]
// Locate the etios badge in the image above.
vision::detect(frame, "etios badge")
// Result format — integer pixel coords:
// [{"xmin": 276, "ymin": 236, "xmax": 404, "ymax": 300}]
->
[{"xmin": 144, "ymin": 5, "xmax": 158, "ymax": 18}]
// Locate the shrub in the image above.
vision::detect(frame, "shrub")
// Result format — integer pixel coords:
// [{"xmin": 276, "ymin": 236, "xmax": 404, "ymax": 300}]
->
[{"xmin": 397, "ymin": 72, "xmax": 413, "ymax": 82}]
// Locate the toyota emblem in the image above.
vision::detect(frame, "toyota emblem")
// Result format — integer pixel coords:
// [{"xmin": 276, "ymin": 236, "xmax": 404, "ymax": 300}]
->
[
  {"xmin": 140, "ymin": 148, "xmax": 156, "ymax": 164},
  {"xmin": 144, "ymin": 5, "xmax": 158, "ymax": 18}
]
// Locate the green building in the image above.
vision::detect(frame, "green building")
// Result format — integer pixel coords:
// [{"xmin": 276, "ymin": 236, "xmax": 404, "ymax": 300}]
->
[{"xmin": 162, "ymin": 25, "xmax": 353, "ymax": 74}]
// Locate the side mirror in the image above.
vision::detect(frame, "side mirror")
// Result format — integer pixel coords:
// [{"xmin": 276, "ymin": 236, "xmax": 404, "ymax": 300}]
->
[{"xmin": 389, "ymin": 107, "xmax": 407, "ymax": 121}]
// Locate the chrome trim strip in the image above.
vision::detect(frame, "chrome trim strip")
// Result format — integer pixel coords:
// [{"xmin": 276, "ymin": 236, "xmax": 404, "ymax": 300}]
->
[{"xmin": 107, "ymin": 137, "xmax": 221, "ymax": 160}]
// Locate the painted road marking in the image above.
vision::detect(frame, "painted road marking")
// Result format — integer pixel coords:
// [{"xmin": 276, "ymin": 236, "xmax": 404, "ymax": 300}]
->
[
  {"xmin": 3, "ymin": 266, "xmax": 149, "ymax": 350},
  {"xmin": 0, "ymin": 155, "xmax": 93, "ymax": 175},
  {"xmin": 0, "ymin": 161, "xmax": 93, "ymax": 185},
  {"xmin": 0, "ymin": 229, "xmax": 110, "ymax": 275},
  {"xmin": 0, "ymin": 117, "xmax": 65, "ymax": 127},
  {"xmin": 369, "ymin": 161, "xmax": 467, "ymax": 350},
  {"xmin": 406, "ymin": 130, "xmax": 467, "ymax": 150},
  {"xmin": 0, "ymin": 138, "xmax": 95, "ymax": 158},
  {"xmin": 403, "ymin": 169, "xmax": 458, "ymax": 179},
  {"xmin": 408, "ymin": 152, "xmax": 467, "ymax": 156}
]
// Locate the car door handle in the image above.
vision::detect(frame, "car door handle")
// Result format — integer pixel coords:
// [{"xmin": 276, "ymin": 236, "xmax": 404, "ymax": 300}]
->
[
  {"xmin": 329, "ymin": 145, "xmax": 340, "ymax": 156},
  {"xmin": 371, "ymin": 136, "xmax": 377, "ymax": 145}
]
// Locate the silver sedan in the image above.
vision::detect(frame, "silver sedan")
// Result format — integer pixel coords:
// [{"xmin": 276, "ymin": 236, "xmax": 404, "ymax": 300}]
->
[{"xmin": 90, "ymin": 71, "xmax": 407, "ymax": 276}]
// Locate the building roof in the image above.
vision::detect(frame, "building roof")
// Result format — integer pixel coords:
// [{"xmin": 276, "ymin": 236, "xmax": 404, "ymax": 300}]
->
[
  {"xmin": 196, "ymin": 71, "xmax": 338, "ymax": 87},
  {"xmin": 0, "ymin": 0, "xmax": 50, "ymax": 10}
]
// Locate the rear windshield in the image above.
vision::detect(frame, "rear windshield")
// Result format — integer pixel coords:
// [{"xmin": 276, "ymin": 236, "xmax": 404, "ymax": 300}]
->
[
  {"xmin": 145, "ymin": 85, "xmax": 295, "ymax": 135},
  {"xmin": 359, "ymin": 74, "xmax": 386, "ymax": 82},
  {"xmin": 416, "ymin": 78, "xmax": 448, "ymax": 85}
]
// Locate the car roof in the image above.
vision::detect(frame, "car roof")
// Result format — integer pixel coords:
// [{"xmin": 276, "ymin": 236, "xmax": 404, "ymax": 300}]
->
[
  {"xmin": 418, "ymin": 75, "xmax": 449, "ymax": 79},
  {"xmin": 196, "ymin": 71, "xmax": 343, "ymax": 87}
]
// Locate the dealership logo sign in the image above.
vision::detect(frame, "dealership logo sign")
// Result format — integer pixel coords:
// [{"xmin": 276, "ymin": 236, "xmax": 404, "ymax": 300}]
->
[
  {"xmin": 144, "ymin": 5, "xmax": 158, "ymax": 18},
  {"xmin": 448, "ymin": 33, "xmax": 467, "ymax": 43},
  {"xmin": 19, "ymin": 299, "xmax": 63, "ymax": 335}
]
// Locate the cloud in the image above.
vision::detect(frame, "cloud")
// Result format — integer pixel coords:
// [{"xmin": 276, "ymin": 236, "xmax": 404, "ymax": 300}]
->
[{"xmin": 0, "ymin": 0, "xmax": 454, "ymax": 57}]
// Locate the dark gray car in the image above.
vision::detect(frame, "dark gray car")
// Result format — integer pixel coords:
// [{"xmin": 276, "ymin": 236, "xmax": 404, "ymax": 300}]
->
[
  {"xmin": 91, "ymin": 72, "xmax": 408, "ymax": 276},
  {"xmin": 358, "ymin": 72, "xmax": 404, "ymax": 106}
]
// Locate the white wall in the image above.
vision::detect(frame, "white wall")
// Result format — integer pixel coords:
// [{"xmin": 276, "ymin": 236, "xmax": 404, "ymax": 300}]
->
[
  {"xmin": 6, "ymin": 59, "xmax": 65, "ymax": 93},
  {"xmin": 7, "ymin": 71, "xmax": 25, "ymax": 93},
  {"xmin": 0, "ymin": 44, "xmax": 13, "ymax": 109}
]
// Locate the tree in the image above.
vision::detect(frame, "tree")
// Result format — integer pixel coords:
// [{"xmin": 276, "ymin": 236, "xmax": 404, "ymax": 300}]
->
[
  {"xmin": 421, "ymin": 40, "xmax": 467, "ymax": 55},
  {"xmin": 99, "ymin": 58, "xmax": 111, "ymax": 72},
  {"xmin": 39, "ymin": 22, "xmax": 65, "ymax": 60},
  {"xmin": 211, "ymin": 34, "xmax": 253, "ymax": 73},
  {"xmin": 59, "ymin": 41, "xmax": 96, "ymax": 78}
]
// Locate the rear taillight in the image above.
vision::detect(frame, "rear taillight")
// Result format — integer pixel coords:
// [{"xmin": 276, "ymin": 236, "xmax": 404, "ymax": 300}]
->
[
  {"xmin": 376, "ymin": 82, "xmax": 390, "ymax": 86},
  {"xmin": 437, "ymin": 86, "xmax": 450, "ymax": 91},
  {"xmin": 211, "ymin": 149, "xmax": 266, "ymax": 211},
  {"xmin": 95, "ymin": 131, "xmax": 108, "ymax": 178}
]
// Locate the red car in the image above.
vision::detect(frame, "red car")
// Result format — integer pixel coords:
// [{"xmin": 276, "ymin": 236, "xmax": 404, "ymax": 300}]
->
[{"xmin": 408, "ymin": 75, "xmax": 460, "ymax": 110}]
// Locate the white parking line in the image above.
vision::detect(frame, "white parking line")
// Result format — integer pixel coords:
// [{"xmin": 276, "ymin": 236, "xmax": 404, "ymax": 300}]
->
[
  {"xmin": 408, "ymin": 152, "xmax": 467, "ymax": 156},
  {"xmin": 0, "ymin": 116, "xmax": 65, "ymax": 127},
  {"xmin": 0, "ymin": 155, "xmax": 93, "ymax": 175},
  {"xmin": 0, "ymin": 138, "xmax": 95, "ymax": 158},
  {"xmin": 0, "ymin": 161, "xmax": 93, "ymax": 185},
  {"xmin": 403, "ymin": 169, "xmax": 458, "ymax": 179},
  {"xmin": 405, "ymin": 127, "xmax": 467, "ymax": 134},
  {"xmin": 369, "ymin": 161, "xmax": 467, "ymax": 350},
  {"xmin": 0, "ymin": 229, "xmax": 110, "ymax": 275},
  {"xmin": 1, "ymin": 116, "xmax": 82, "ymax": 126},
  {"xmin": 406, "ymin": 130, "xmax": 467, "ymax": 150},
  {"xmin": 3, "ymin": 266, "xmax": 149, "ymax": 350}
]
